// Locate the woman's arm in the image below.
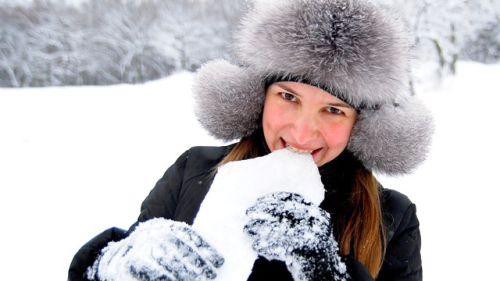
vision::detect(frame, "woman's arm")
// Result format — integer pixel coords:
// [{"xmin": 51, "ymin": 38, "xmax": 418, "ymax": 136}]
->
[
  {"xmin": 68, "ymin": 227, "xmax": 128, "ymax": 281},
  {"xmin": 68, "ymin": 151, "xmax": 189, "ymax": 280},
  {"xmin": 68, "ymin": 146, "xmax": 230, "ymax": 280}
]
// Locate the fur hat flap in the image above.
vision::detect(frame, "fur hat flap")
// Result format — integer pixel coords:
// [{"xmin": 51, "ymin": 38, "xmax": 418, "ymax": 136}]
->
[
  {"xmin": 193, "ymin": 59, "xmax": 266, "ymax": 141},
  {"xmin": 347, "ymin": 97, "xmax": 434, "ymax": 175}
]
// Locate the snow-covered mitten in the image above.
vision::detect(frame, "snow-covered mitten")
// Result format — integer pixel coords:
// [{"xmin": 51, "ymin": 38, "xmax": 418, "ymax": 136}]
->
[
  {"xmin": 244, "ymin": 192, "xmax": 350, "ymax": 281},
  {"xmin": 87, "ymin": 218, "xmax": 224, "ymax": 281}
]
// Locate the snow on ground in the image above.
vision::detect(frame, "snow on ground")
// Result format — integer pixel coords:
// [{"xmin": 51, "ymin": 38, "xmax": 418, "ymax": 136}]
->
[{"xmin": 0, "ymin": 62, "xmax": 498, "ymax": 280}]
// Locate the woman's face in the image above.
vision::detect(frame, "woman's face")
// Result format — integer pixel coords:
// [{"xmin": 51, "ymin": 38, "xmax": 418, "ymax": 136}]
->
[{"xmin": 262, "ymin": 81, "xmax": 358, "ymax": 167}]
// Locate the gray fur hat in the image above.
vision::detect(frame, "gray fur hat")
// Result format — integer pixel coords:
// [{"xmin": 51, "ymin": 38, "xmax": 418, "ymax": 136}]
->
[{"xmin": 193, "ymin": 0, "xmax": 434, "ymax": 175}]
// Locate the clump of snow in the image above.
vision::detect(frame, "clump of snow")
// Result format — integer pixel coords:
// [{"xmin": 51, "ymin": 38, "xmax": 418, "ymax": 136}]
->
[{"xmin": 192, "ymin": 148, "xmax": 325, "ymax": 280}]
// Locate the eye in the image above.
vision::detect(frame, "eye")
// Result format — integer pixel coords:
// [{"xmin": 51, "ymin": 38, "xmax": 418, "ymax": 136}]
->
[
  {"xmin": 325, "ymin": 106, "xmax": 344, "ymax": 115},
  {"xmin": 280, "ymin": 92, "xmax": 297, "ymax": 102}
]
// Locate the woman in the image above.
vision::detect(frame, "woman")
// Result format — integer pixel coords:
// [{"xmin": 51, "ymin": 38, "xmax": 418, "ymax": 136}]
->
[{"xmin": 69, "ymin": 0, "xmax": 433, "ymax": 280}]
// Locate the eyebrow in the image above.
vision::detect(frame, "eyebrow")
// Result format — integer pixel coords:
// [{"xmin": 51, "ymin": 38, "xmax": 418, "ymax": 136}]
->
[{"xmin": 274, "ymin": 82, "xmax": 354, "ymax": 109}]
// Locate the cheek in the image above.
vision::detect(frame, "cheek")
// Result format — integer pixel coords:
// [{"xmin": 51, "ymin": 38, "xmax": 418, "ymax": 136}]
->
[
  {"xmin": 262, "ymin": 101, "xmax": 289, "ymax": 148},
  {"xmin": 322, "ymin": 122, "xmax": 355, "ymax": 149},
  {"xmin": 263, "ymin": 99, "xmax": 287, "ymax": 128}
]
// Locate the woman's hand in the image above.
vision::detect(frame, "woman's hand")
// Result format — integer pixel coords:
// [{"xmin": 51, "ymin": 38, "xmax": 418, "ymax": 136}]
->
[
  {"xmin": 87, "ymin": 218, "xmax": 224, "ymax": 281},
  {"xmin": 244, "ymin": 192, "xmax": 350, "ymax": 281}
]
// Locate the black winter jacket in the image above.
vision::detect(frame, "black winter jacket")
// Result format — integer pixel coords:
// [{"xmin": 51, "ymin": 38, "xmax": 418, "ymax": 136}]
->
[{"xmin": 69, "ymin": 145, "xmax": 422, "ymax": 281}]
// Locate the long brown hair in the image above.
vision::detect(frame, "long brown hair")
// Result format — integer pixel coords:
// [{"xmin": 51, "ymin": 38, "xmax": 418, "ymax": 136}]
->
[
  {"xmin": 217, "ymin": 132, "xmax": 386, "ymax": 278},
  {"xmin": 337, "ymin": 167, "xmax": 386, "ymax": 277}
]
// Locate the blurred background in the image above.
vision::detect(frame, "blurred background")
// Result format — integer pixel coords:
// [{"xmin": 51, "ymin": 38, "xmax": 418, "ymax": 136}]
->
[{"xmin": 1, "ymin": 0, "xmax": 499, "ymax": 88}]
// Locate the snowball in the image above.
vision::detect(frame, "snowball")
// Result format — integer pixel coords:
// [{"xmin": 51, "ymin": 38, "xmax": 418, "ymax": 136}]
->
[{"xmin": 192, "ymin": 148, "xmax": 325, "ymax": 280}]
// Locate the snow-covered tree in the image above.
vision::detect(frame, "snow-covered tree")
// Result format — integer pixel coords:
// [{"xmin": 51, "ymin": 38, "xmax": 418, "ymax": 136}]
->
[
  {"xmin": 0, "ymin": 0, "xmax": 246, "ymax": 87},
  {"xmin": 374, "ymin": 0, "xmax": 500, "ymax": 78},
  {"xmin": 0, "ymin": 0, "xmax": 497, "ymax": 87}
]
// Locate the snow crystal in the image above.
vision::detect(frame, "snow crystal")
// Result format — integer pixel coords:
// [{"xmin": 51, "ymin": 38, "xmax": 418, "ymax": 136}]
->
[{"xmin": 192, "ymin": 148, "xmax": 325, "ymax": 280}]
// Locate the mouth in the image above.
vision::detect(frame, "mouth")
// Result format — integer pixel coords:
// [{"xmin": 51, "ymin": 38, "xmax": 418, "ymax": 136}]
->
[
  {"xmin": 286, "ymin": 144, "xmax": 313, "ymax": 154},
  {"xmin": 280, "ymin": 138, "xmax": 319, "ymax": 155}
]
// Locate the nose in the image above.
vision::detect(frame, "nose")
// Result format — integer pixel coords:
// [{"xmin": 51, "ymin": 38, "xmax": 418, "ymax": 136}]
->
[{"xmin": 289, "ymin": 114, "xmax": 319, "ymax": 146}]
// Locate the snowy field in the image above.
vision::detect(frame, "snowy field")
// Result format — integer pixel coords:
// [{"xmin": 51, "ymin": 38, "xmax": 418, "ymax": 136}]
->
[{"xmin": 0, "ymin": 61, "xmax": 498, "ymax": 280}]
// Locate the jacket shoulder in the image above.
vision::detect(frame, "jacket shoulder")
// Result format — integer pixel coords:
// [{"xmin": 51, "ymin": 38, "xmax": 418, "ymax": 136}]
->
[
  {"xmin": 380, "ymin": 188, "xmax": 414, "ymax": 242},
  {"xmin": 379, "ymin": 188, "xmax": 422, "ymax": 280},
  {"xmin": 182, "ymin": 145, "xmax": 235, "ymax": 180},
  {"xmin": 137, "ymin": 144, "xmax": 235, "ymax": 225}
]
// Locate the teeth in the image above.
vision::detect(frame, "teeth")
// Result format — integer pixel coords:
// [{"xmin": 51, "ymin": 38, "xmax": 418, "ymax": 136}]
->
[{"xmin": 286, "ymin": 145, "xmax": 313, "ymax": 154}]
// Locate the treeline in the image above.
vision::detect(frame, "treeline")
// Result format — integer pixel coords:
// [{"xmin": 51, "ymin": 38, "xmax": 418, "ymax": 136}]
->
[
  {"xmin": 1, "ymin": 0, "xmax": 499, "ymax": 87},
  {"xmin": 378, "ymin": 0, "xmax": 500, "ymax": 78},
  {"xmin": 0, "ymin": 0, "xmax": 244, "ymax": 87}
]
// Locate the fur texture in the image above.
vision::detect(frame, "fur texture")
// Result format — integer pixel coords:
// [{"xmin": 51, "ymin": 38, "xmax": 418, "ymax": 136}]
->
[
  {"xmin": 192, "ymin": 0, "xmax": 434, "ymax": 175},
  {"xmin": 194, "ymin": 59, "xmax": 265, "ymax": 141},
  {"xmin": 348, "ymin": 97, "xmax": 434, "ymax": 175},
  {"xmin": 235, "ymin": 0, "xmax": 412, "ymax": 108}
]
